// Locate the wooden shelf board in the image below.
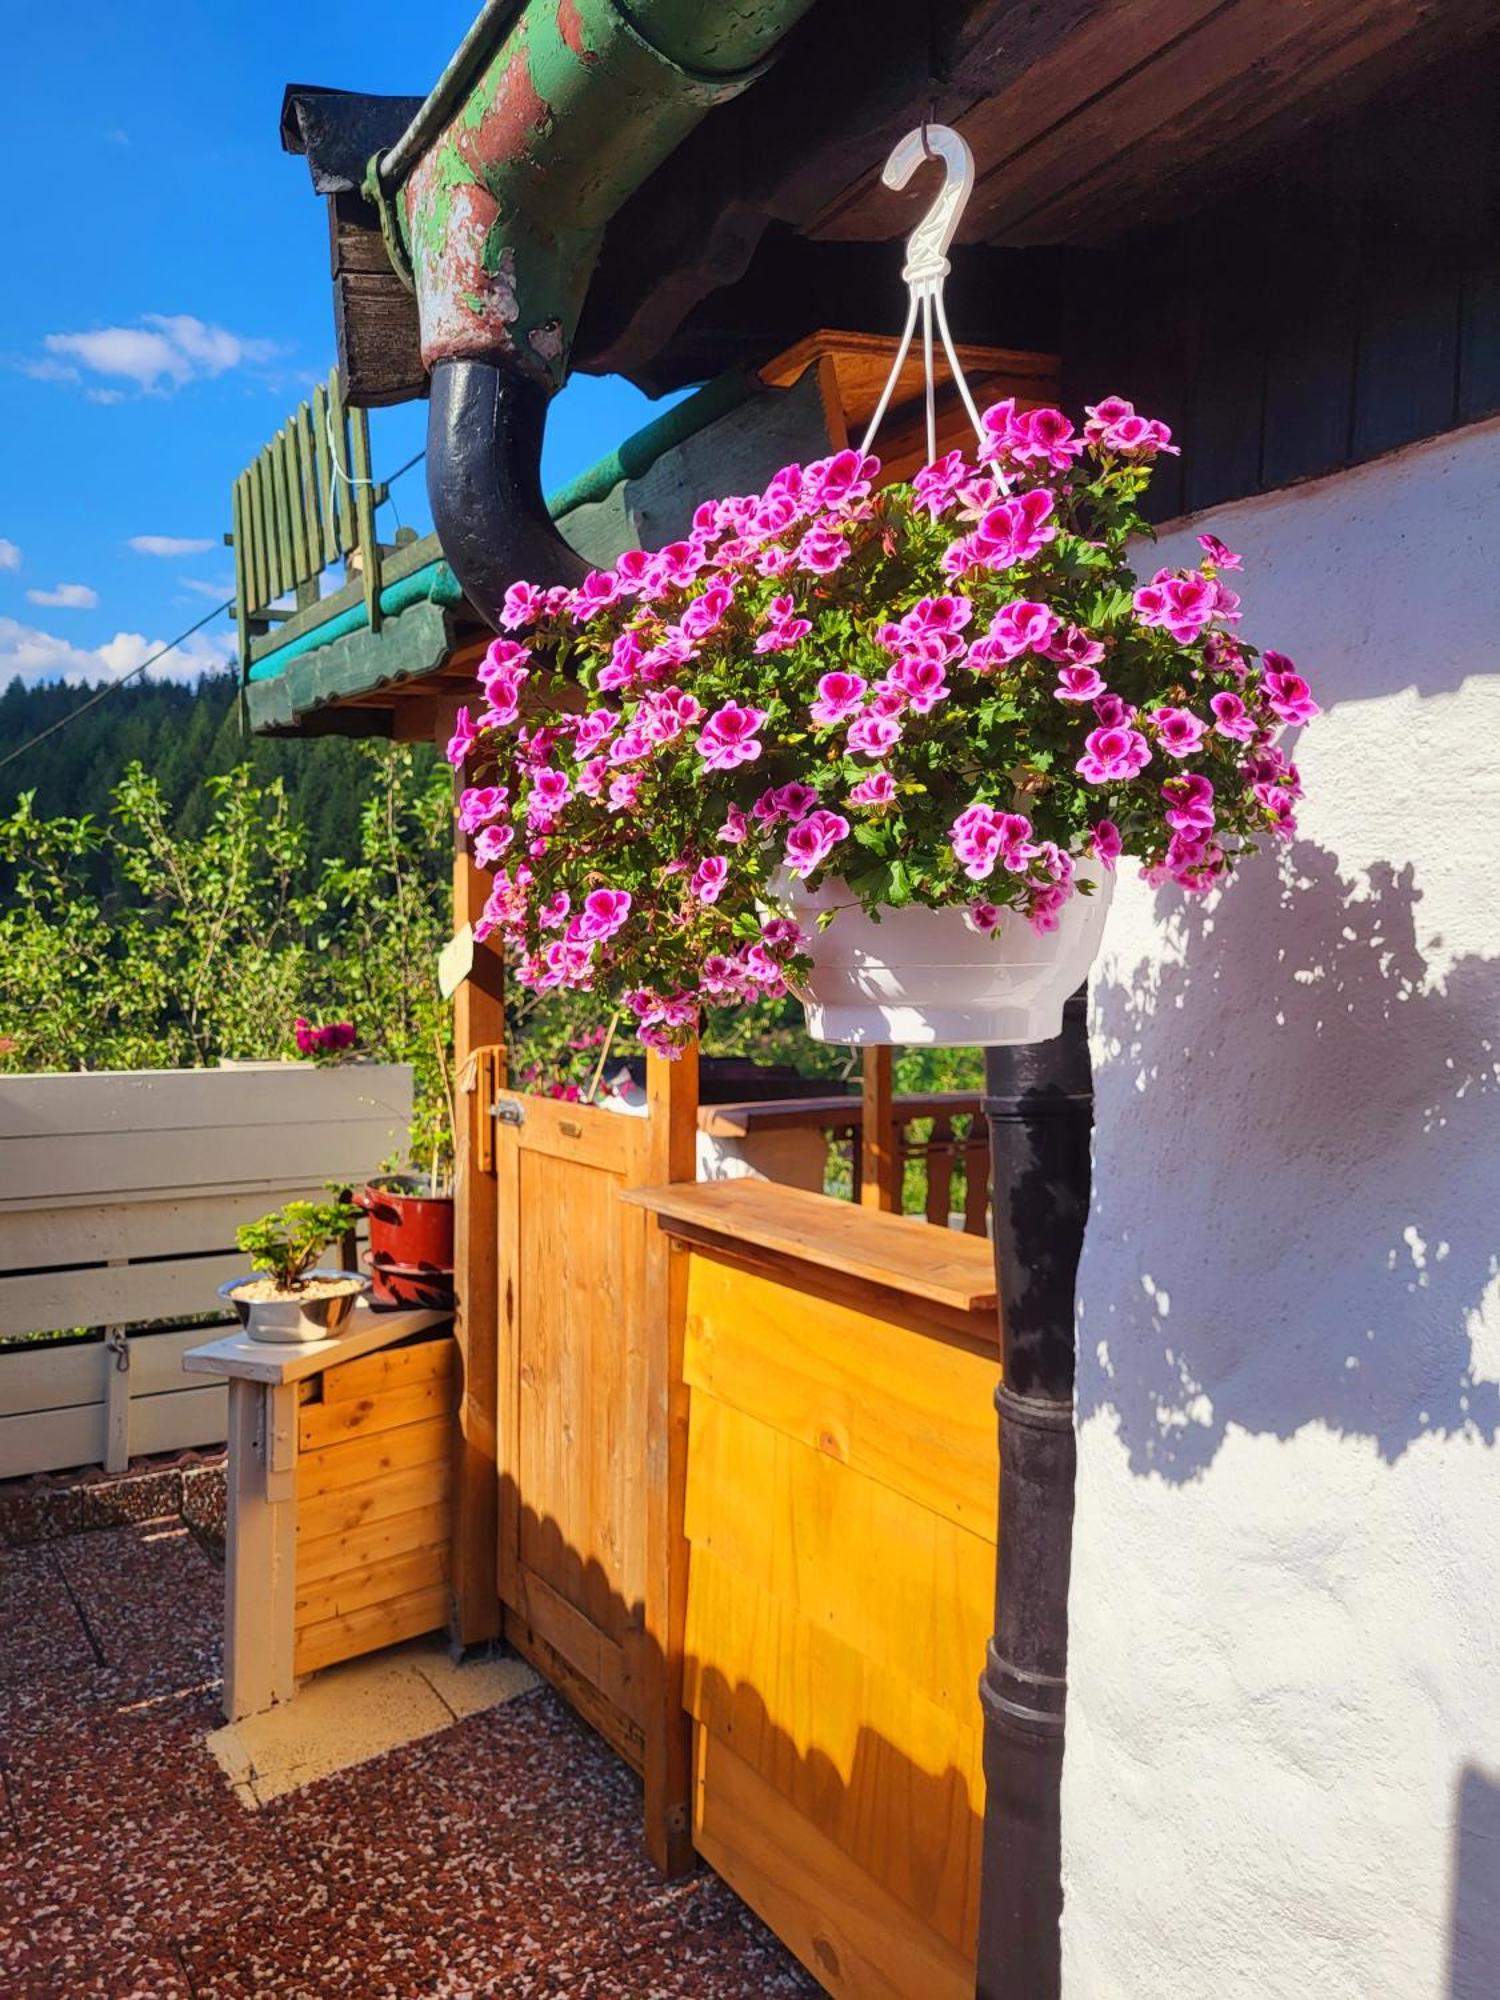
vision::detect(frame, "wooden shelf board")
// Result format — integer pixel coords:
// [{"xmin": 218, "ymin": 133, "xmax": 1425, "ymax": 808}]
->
[{"xmin": 622, "ymin": 1179, "xmax": 997, "ymax": 1316}]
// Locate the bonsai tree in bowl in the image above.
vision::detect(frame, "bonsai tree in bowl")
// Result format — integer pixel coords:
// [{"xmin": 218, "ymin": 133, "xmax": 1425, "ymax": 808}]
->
[
  {"xmin": 222, "ymin": 1195, "xmax": 367, "ymax": 1344},
  {"xmin": 447, "ymin": 396, "xmax": 1314, "ymax": 1050}
]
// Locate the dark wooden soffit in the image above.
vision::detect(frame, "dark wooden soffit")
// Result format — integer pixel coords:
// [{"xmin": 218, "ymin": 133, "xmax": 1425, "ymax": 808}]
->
[{"xmin": 578, "ymin": 0, "xmax": 1499, "ymax": 388}]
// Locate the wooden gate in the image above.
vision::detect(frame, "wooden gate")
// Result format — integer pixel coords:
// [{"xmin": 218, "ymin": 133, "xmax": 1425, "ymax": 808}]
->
[{"xmin": 490, "ymin": 1058, "xmax": 696, "ymax": 1872}]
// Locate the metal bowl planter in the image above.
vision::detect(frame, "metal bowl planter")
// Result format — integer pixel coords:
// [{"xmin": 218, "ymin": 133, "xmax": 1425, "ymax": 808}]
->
[
  {"xmin": 780, "ymin": 865, "xmax": 1114, "ymax": 1047},
  {"xmin": 355, "ymin": 1175, "xmax": 456, "ymax": 1310},
  {"xmin": 218, "ymin": 1272, "xmax": 370, "ymax": 1345}
]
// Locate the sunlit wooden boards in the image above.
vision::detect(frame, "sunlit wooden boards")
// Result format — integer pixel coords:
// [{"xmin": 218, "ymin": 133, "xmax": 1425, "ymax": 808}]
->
[
  {"xmin": 293, "ymin": 1334, "xmax": 457, "ymax": 1676},
  {"xmin": 759, "ymin": 328, "xmax": 1060, "ymax": 486},
  {"xmin": 671, "ymin": 1203, "xmax": 1001, "ymax": 1998}
]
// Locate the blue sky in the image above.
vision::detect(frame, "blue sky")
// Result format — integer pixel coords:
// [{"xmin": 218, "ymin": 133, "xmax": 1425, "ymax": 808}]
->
[{"xmin": 0, "ymin": 2, "xmax": 687, "ymax": 692}]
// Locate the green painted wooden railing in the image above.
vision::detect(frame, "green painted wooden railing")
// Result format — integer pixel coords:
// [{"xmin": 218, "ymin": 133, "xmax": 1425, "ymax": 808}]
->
[{"xmin": 228, "ymin": 367, "xmax": 389, "ymax": 677}]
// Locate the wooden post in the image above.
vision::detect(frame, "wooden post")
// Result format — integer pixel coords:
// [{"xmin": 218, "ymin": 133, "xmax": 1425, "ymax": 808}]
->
[
  {"xmin": 448, "ymin": 754, "xmax": 507, "ymax": 1650},
  {"xmin": 975, "ymin": 992, "xmax": 1093, "ymax": 2000},
  {"xmin": 860, "ymin": 1046, "xmax": 900, "ymax": 1212},
  {"xmin": 222, "ymin": 1377, "xmax": 298, "ymax": 1722},
  {"xmin": 642, "ymin": 1041, "xmax": 700, "ymax": 1877}
]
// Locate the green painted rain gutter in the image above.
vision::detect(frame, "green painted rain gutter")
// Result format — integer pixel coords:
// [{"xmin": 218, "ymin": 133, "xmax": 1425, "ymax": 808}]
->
[{"xmin": 382, "ymin": 0, "xmax": 819, "ymax": 389}]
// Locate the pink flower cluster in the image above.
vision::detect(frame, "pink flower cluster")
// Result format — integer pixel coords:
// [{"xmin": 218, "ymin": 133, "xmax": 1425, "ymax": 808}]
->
[
  {"xmin": 448, "ymin": 398, "xmax": 1311, "ymax": 1049},
  {"xmin": 294, "ymin": 1017, "xmax": 356, "ymax": 1058}
]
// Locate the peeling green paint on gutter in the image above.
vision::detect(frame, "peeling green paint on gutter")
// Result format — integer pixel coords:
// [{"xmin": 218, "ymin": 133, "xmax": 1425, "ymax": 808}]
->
[{"xmin": 395, "ymin": 0, "xmax": 817, "ymax": 389}]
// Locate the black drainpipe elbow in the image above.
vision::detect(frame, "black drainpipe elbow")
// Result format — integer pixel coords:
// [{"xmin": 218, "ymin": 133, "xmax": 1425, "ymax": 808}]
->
[{"xmin": 427, "ymin": 355, "xmax": 587, "ymax": 631}]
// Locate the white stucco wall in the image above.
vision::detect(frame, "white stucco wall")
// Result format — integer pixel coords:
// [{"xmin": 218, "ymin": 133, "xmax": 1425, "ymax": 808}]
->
[{"xmin": 1063, "ymin": 417, "xmax": 1500, "ymax": 2000}]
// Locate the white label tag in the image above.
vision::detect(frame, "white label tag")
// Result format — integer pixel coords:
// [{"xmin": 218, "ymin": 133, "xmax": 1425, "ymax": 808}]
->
[{"xmin": 437, "ymin": 924, "xmax": 475, "ymax": 999}]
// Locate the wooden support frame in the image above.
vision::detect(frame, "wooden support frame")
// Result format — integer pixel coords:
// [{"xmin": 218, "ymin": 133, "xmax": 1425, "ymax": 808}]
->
[
  {"xmin": 860, "ymin": 1047, "xmax": 900, "ymax": 1212},
  {"xmin": 448, "ymin": 742, "xmax": 508, "ymax": 1650},
  {"xmin": 642, "ymin": 1043, "xmax": 700, "ymax": 1876}
]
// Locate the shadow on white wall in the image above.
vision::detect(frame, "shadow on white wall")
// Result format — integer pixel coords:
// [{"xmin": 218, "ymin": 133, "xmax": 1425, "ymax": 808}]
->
[
  {"xmin": 1078, "ymin": 836, "xmax": 1500, "ymax": 1481},
  {"xmin": 1449, "ymin": 1765, "xmax": 1500, "ymax": 1999}
]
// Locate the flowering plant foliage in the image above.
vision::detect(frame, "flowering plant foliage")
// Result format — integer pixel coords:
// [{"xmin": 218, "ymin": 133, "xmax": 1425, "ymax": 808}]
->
[{"xmin": 452, "ymin": 396, "xmax": 1315, "ymax": 1055}]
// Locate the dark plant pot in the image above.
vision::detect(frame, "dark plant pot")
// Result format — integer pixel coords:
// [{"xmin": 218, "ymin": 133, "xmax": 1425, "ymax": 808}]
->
[{"xmin": 355, "ymin": 1175, "xmax": 455, "ymax": 1309}]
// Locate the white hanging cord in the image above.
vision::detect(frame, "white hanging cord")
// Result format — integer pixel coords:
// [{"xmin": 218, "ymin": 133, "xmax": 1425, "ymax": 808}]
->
[{"xmin": 857, "ymin": 121, "xmax": 1007, "ymax": 486}]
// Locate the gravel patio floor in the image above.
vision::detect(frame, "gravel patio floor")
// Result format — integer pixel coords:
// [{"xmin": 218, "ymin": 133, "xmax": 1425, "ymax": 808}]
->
[{"xmin": 0, "ymin": 1516, "xmax": 818, "ymax": 1997}]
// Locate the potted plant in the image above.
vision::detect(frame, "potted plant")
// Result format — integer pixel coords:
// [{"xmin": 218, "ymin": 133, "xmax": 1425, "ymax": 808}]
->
[
  {"xmin": 356, "ymin": 1027, "xmax": 458, "ymax": 1309},
  {"xmin": 447, "ymin": 395, "xmax": 1313, "ymax": 1049},
  {"xmin": 220, "ymin": 1196, "xmax": 368, "ymax": 1343}
]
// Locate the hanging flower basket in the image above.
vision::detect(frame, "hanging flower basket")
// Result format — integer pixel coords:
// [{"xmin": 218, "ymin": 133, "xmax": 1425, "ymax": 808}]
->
[
  {"xmin": 447, "ymin": 390, "xmax": 1313, "ymax": 1053},
  {"xmin": 778, "ymin": 861, "xmax": 1113, "ymax": 1047}
]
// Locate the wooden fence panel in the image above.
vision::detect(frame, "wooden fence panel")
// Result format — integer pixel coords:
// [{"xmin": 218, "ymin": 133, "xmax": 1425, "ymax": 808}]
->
[{"xmin": 0, "ymin": 1064, "xmax": 412, "ymax": 1478}]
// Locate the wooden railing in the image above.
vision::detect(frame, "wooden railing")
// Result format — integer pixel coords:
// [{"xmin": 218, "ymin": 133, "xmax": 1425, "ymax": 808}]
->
[
  {"xmin": 228, "ymin": 366, "xmax": 389, "ymax": 673},
  {"xmin": 697, "ymin": 1091, "xmax": 990, "ymax": 1233}
]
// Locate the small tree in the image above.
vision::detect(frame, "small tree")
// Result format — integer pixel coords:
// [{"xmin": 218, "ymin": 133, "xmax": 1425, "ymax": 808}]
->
[{"xmin": 235, "ymin": 1197, "xmax": 361, "ymax": 1293}]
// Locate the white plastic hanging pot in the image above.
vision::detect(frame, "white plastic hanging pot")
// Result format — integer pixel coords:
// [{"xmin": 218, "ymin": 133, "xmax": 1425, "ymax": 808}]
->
[{"xmin": 780, "ymin": 864, "xmax": 1113, "ymax": 1047}]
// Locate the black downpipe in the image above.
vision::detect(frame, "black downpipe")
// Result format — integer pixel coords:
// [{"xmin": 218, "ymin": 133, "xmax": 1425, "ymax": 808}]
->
[
  {"xmin": 976, "ymin": 989, "xmax": 1093, "ymax": 2000},
  {"xmin": 427, "ymin": 355, "xmax": 587, "ymax": 631}
]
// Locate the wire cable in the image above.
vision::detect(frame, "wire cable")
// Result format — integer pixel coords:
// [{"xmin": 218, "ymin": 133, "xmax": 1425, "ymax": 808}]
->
[{"xmin": 0, "ymin": 598, "xmax": 233, "ymax": 777}]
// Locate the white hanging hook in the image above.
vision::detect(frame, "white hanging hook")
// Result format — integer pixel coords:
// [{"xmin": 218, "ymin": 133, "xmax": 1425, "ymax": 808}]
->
[
  {"xmin": 883, "ymin": 123, "xmax": 974, "ymax": 289},
  {"xmin": 858, "ymin": 122, "xmax": 996, "ymax": 473}
]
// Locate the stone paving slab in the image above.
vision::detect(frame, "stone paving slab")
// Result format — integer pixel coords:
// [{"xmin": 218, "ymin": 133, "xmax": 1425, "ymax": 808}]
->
[{"xmin": 0, "ymin": 1518, "xmax": 819, "ymax": 1998}]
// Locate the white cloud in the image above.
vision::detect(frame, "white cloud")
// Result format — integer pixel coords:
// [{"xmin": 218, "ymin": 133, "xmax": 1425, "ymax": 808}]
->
[
  {"xmin": 25, "ymin": 582, "xmax": 98, "ymax": 610},
  {"xmin": 128, "ymin": 534, "xmax": 216, "ymax": 557},
  {"xmin": 38, "ymin": 314, "xmax": 281, "ymax": 394},
  {"xmin": 178, "ymin": 577, "xmax": 234, "ymax": 600},
  {"xmin": 0, "ymin": 539, "xmax": 19, "ymax": 572},
  {"xmin": 0, "ymin": 615, "xmax": 234, "ymax": 692}
]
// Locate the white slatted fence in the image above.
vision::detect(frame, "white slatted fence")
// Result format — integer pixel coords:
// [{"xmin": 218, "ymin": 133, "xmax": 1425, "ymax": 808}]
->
[{"xmin": 0, "ymin": 1063, "xmax": 413, "ymax": 1479}]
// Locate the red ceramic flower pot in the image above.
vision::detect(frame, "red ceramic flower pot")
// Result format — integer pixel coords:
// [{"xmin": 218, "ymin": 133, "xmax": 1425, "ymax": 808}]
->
[{"xmin": 355, "ymin": 1175, "xmax": 455, "ymax": 1309}]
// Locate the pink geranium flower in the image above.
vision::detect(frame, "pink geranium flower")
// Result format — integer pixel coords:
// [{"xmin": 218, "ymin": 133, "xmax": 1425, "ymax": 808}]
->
[
  {"xmin": 848, "ymin": 771, "xmax": 897, "ymax": 807},
  {"xmin": 988, "ymin": 599, "xmax": 1060, "ymax": 661},
  {"xmin": 457, "ymin": 785, "xmax": 508, "ymax": 833},
  {"xmin": 970, "ymin": 489, "xmax": 1058, "ymax": 571},
  {"xmin": 772, "ymin": 782, "xmax": 818, "ymax": 822},
  {"xmin": 697, "ymin": 702, "xmax": 768, "ymax": 771},
  {"xmin": 847, "ymin": 712, "xmax": 903, "ymax": 760},
  {"xmin": 795, "ymin": 525, "xmax": 850, "ymax": 575},
  {"xmin": 808, "ymin": 672, "xmax": 865, "ymax": 728},
  {"xmin": 889, "ymin": 658, "xmax": 950, "ymax": 712},
  {"xmin": 1162, "ymin": 773, "xmax": 1216, "ymax": 835},
  {"xmin": 576, "ymin": 889, "xmax": 632, "ymax": 941},
  {"xmin": 501, "ymin": 581, "xmax": 544, "ymax": 630},
  {"xmin": 1055, "ymin": 664, "xmax": 1107, "ymax": 703},
  {"xmin": 1261, "ymin": 658, "xmax": 1320, "ymax": 724},
  {"xmin": 1209, "ymin": 691, "xmax": 1256, "ymax": 742},
  {"xmin": 472, "ymin": 823, "xmax": 514, "ymax": 867},
  {"xmin": 690, "ymin": 857, "xmax": 729, "ymax": 904},
  {"xmin": 783, "ymin": 809, "xmax": 850, "ymax": 879},
  {"xmin": 1198, "ymin": 532, "xmax": 1243, "ymax": 571},
  {"xmin": 1088, "ymin": 819, "xmax": 1123, "ymax": 869},
  {"xmin": 1153, "ymin": 707, "xmax": 1207, "ymax": 758},
  {"xmin": 1076, "ymin": 726, "xmax": 1151, "ymax": 784},
  {"xmin": 446, "ymin": 706, "xmax": 478, "ymax": 769}
]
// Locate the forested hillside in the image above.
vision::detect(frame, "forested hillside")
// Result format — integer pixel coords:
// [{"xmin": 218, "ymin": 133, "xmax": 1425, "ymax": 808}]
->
[{"xmin": 0, "ymin": 674, "xmax": 404, "ymax": 883}]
